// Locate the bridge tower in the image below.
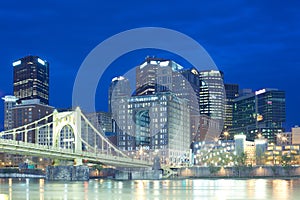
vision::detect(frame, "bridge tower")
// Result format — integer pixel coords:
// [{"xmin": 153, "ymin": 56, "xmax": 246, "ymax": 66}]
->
[{"xmin": 52, "ymin": 107, "xmax": 83, "ymax": 165}]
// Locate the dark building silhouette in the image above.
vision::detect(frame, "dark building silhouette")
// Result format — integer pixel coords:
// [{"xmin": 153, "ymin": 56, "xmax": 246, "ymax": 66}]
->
[
  {"xmin": 231, "ymin": 88, "xmax": 285, "ymax": 143},
  {"xmin": 13, "ymin": 55, "xmax": 49, "ymax": 105},
  {"xmin": 224, "ymin": 83, "xmax": 239, "ymax": 137}
]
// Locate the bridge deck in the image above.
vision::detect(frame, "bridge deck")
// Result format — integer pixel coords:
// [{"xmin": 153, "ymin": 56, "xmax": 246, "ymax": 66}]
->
[{"xmin": 0, "ymin": 139, "xmax": 152, "ymax": 168}]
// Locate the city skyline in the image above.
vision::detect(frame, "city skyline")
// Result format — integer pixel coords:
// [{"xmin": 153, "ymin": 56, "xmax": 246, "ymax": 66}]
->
[{"xmin": 0, "ymin": 1, "xmax": 299, "ymax": 130}]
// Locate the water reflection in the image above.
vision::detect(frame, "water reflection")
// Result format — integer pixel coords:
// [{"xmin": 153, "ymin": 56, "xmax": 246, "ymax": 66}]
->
[
  {"xmin": 8, "ymin": 178, "xmax": 12, "ymax": 200},
  {"xmin": 1, "ymin": 178, "xmax": 300, "ymax": 199},
  {"xmin": 39, "ymin": 179, "xmax": 44, "ymax": 200},
  {"xmin": 272, "ymin": 179, "xmax": 289, "ymax": 199}
]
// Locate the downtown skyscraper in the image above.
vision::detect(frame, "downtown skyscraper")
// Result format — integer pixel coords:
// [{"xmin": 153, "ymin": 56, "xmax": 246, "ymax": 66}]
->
[
  {"xmin": 199, "ymin": 70, "xmax": 225, "ymax": 122},
  {"xmin": 13, "ymin": 55, "xmax": 49, "ymax": 105},
  {"xmin": 224, "ymin": 83, "xmax": 239, "ymax": 136},
  {"xmin": 231, "ymin": 88, "xmax": 286, "ymax": 143},
  {"xmin": 109, "ymin": 58, "xmax": 193, "ymax": 165},
  {"xmin": 3, "ymin": 55, "xmax": 53, "ymax": 142}
]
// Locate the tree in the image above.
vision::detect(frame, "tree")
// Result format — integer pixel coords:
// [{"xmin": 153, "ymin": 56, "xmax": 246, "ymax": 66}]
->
[
  {"xmin": 235, "ymin": 152, "xmax": 247, "ymax": 166},
  {"xmin": 280, "ymin": 154, "xmax": 296, "ymax": 175},
  {"xmin": 280, "ymin": 155, "xmax": 292, "ymax": 167},
  {"xmin": 208, "ymin": 165, "xmax": 220, "ymax": 176},
  {"xmin": 233, "ymin": 153, "xmax": 252, "ymax": 177}
]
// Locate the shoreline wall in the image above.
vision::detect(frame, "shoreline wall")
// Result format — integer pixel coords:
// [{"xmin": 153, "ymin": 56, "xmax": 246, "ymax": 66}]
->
[
  {"xmin": 0, "ymin": 173, "xmax": 45, "ymax": 178},
  {"xmin": 2, "ymin": 166, "xmax": 300, "ymax": 180},
  {"xmin": 179, "ymin": 166, "xmax": 300, "ymax": 178},
  {"xmin": 115, "ymin": 170, "xmax": 162, "ymax": 180}
]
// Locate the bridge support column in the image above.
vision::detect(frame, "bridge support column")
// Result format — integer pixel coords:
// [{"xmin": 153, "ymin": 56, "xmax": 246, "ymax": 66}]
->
[
  {"xmin": 74, "ymin": 107, "xmax": 82, "ymax": 154},
  {"xmin": 24, "ymin": 130, "xmax": 28, "ymax": 143},
  {"xmin": 46, "ymin": 166, "xmax": 89, "ymax": 181},
  {"xmin": 35, "ymin": 122, "xmax": 39, "ymax": 143},
  {"xmin": 13, "ymin": 130, "xmax": 16, "ymax": 140}
]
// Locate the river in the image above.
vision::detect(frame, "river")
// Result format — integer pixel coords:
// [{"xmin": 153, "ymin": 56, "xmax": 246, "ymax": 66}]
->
[{"xmin": 1, "ymin": 178, "xmax": 300, "ymax": 199}]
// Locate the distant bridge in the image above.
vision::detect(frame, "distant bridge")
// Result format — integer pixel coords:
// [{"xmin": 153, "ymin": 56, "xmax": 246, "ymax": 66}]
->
[{"xmin": 0, "ymin": 107, "xmax": 152, "ymax": 168}]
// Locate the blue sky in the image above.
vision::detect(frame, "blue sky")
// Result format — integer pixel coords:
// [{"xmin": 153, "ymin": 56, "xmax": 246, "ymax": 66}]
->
[{"xmin": 0, "ymin": 1, "xmax": 299, "ymax": 130}]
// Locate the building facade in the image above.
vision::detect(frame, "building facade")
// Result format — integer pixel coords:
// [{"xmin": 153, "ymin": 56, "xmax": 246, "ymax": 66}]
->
[
  {"xmin": 126, "ymin": 92, "xmax": 190, "ymax": 165},
  {"xmin": 2, "ymin": 95, "xmax": 18, "ymax": 130},
  {"xmin": 85, "ymin": 111, "xmax": 116, "ymax": 146},
  {"xmin": 86, "ymin": 111, "xmax": 113, "ymax": 134},
  {"xmin": 231, "ymin": 88, "xmax": 286, "ymax": 143},
  {"xmin": 199, "ymin": 70, "xmax": 225, "ymax": 122},
  {"xmin": 223, "ymin": 83, "xmax": 239, "ymax": 138},
  {"xmin": 110, "ymin": 70, "xmax": 191, "ymax": 164},
  {"xmin": 109, "ymin": 76, "xmax": 132, "ymax": 150},
  {"xmin": 191, "ymin": 114, "xmax": 222, "ymax": 143},
  {"xmin": 13, "ymin": 55, "xmax": 49, "ymax": 105},
  {"xmin": 292, "ymin": 126, "xmax": 300, "ymax": 145},
  {"xmin": 135, "ymin": 57, "xmax": 183, "ymax": 96},
  {"xmin": 108, "ymin": 76, "xmax": 131, "ymax": 113},
  {"xmin": 135, "ymin": 58, "xmax": 209, "ymax": 144},
  {"xmin": 12, "ymin": 99, "xmax": 54, "ymax": 143}
]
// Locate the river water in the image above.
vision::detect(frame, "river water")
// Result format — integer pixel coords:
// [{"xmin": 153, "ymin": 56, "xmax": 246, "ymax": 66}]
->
[{"xmin": 1, "ymin": 178, "xmax": 300, "ymax": 200}]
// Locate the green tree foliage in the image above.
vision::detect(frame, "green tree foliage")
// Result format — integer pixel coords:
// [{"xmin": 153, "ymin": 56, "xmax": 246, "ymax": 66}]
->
[
  {"xmin": 280, "ymin": 155, "xmax": 292, "ymax": 167},
  {"xmin": 234, "ymin": 152, "xmax": 247, "ymax": 167},
  {"xmin": 208, "ymin": 165, "xmax": 221, "ymax": 175}
]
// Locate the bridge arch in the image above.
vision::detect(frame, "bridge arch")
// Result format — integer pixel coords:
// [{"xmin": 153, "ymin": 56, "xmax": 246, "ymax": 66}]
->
[
  {"xmin": 59, "ymin": 125, "xmax": 75, "ymax": 149},
  {"xmin": 52, "ymin": 108, "xmax": 82, "ymax": 153}
]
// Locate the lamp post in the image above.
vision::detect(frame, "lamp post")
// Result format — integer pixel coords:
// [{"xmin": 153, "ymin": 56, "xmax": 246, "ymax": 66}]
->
[
  {"xmin": 257, "ymin": 133, "xmax": 262, "ymax": 139},
  {"xmin": 224, "ymin": 131, "xmax": 229, "ymax": 141},
  {"xmin": 214, "ymin": 137, "xmax": 219, "ymax": 143}
]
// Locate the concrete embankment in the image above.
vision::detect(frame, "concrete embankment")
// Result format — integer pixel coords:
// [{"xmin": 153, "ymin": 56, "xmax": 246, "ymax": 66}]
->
[
  {"xmin": 95, "ymin": 166, "xmax": 300, "ymax": 180},
  {"xmin": 0, "ymin": 173, "xmax": 45, "ymax": 178},
  {"xmin": 178, "ymin": 166, "xmax": 300, "ymax": 178},
  {"xmin": 115, "ymin": 169, "xmax": 162, "ymax": 180},
  {"xmin": 4, "ymin": 166, "xmax": 300, "ymax": 180},
  {"xmin": 0, "ymin": 168, "xmax": 45, "ymax": 178}
]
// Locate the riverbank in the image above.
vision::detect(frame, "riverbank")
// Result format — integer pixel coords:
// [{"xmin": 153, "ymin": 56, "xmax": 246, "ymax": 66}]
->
[
  {"xmin": 178, "ymin": 165, "xmax": 300, "ymax": 178},
  {"xmin": 0, "ymin": 173, "xmax": 45, "ymax": 178},
  {"xmin": 90, "ymin": 166, "xmax": 300, "ymax": 180},
  {"xmin": 2, "ymin": 165, "xmax": 300, "ymax": 180},
  {"xmin": 0, "ymin": 168, "xmax": 45, "ymax": 178}
]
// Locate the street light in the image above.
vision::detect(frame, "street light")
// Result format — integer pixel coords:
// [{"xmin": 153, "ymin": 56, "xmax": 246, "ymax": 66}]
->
[
  {"xmin": 224, "ymin": 131, "xmax": 229, "ymax": 141},
  {"xmin": 257, "ymin": 133, "xmax": 262, "ymax": 139},
  {"xmin": 214, "ymin": 137, "xmax": 219, "ymax": 143}
]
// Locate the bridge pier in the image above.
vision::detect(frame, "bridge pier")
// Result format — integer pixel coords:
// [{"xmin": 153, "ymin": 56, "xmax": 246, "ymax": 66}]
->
[{"xmin": 46, "ymin": 166, "xmax": 89, "ymax": 181}]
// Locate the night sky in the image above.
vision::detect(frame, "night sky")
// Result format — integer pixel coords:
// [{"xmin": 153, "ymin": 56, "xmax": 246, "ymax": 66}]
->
[{"xmin": 0, "ymin": 1, "xmax": 299, "ymax": 131}]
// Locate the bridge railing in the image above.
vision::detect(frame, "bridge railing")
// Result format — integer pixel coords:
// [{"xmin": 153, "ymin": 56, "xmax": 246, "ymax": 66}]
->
[{"xmin": 0, "ymin": 138, "xmax": 151, "ymax": 166}]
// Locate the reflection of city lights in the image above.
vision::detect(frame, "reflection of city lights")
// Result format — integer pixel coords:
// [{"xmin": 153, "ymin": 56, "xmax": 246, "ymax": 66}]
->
[
  {"xmin": 135, "ymin": 180, "xmax": 146, "ymax": 197},
  {"xmin": 39, "ymin": 179, "xmax": 44, "ymax": 200},
  {"xmin": 254, "ymin": 179, "xmax": 267, "ymax": 199},
  {"xmin": 118, "ymin": 182, "xmax": 123, "ymax": 189},
  {"xmin": 273, "ymin": 180, "xmax": 288, "ymax": 199}
]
